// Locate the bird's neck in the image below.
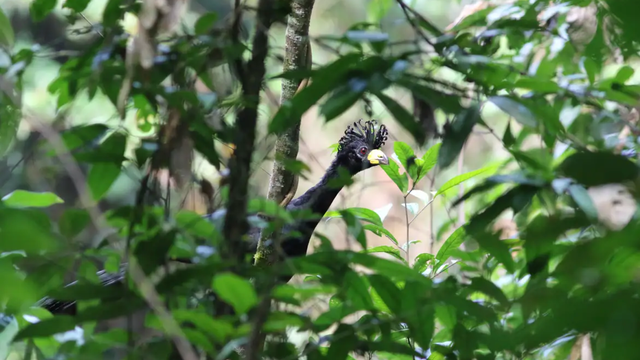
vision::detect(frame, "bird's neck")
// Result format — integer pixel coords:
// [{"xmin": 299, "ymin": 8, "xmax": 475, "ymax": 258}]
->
[{"xmin": 287, "ymin": 157, "xmax": 357, "ymax": 216}]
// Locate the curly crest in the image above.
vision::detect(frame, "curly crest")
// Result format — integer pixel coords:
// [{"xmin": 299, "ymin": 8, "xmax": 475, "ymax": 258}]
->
[{"xmin": 338, "ymin": 119, "xmax": 388, "ymax": 151}]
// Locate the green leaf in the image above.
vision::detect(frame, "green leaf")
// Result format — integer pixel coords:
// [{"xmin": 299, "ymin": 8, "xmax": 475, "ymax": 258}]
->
[
  {"xmin": 269, "ymin": 54, "xmax": 361, "ymax": 134},
  {"xmin": 567, "ymin": 184, "xmax": 599, "ymax": 222},
  {"xmin": 489, "ymin": 96, "xmax": 537, "ymax": 128},
  {"xmin": 514, "ymin": 78, "xmax": 559, "ymax": 93},
  {"xmin": 14, "ymin": 316, "xmax": 76, "ymax": 340},
  {"xmin": 320, "ymin": 85, "xmax": 363, "ymax": 121},
  {"xmin": 381, "ymin": 159, "xmax": 409, "ymax": 193},
  {"xmin": 326, "ymin": 324, "xmax": 357, "ymax": 360},
  {"xmin": 363, "ymin": 245, "xmax": 405, "ymax": 263},
  {"xmin": 473, "ymin": 231, "xmax": 516, "ymax": 273},
  {"xmin": 63, "ymin": 0, "xmax": 91, "ymax": 12},
  {"xmin": 212, "ymin": 273, "xmax": 258, "ymax": 315},
  {"xmin": 615, "ymin": 65, "xmax": 635, "ymax": 83},
  {"xmin": 0, "ymin": 7, "xmax": 15, "ymax": 48},
  {"xmin": 194, "ymin": 12, "xmax": 218, "ymax": 35},
  {"xmin": 326, "ymin": 207, "xmax": 383, "ymax": 226},
  {"xmin": 435, "ymin": 226, "xmax": 466, "ymax": 266},
  {"xmin": 375, "ymin": 91, "xmax": 426, "ymax": 145},
  {"xmin": 30, "ymin": 0, "xmax": 58, "ymax": 22},
  {"xmin": 413, "ymin": 253, "xmax": 434, "ymax": 273},
  {"xmin": 0, "ymin": 95, "xmax": 20, "ymax": 157},
  {"xmin": 468, "ymin": 277, "xmax": 509, "ymax": 307},
  {"xmin": 363, "ymin": 224, "xmax": 398, "ymax": 245},
  {"xmin": 559, "ymin": 151, "xmax": 639, "ymax": 187},
  {"xmin": 417, "ymin": 142, "xmax": 440, "ymax": 182},
  {"xmin": 435, "ymin": 165, "xmax": 494, "ymax": 197},
  {"xmin": 1, "ymin": 190, "xmax": 63, "ymax": 208},
  {"xmin": 87, "ymin": 163, "xmax": 121, "ymax": 201},
  {"xmin": 503, "ymin": 121, "xmax": 515, "ymax": 148},
  {"xmin": 54, "ymin": 124, "xmax": 109, "ymax": 155},
  {"xmin": 583, "ymin": 57, "xmax": 597, "ymax": 84},
  {"xmin": 438, "ymin": 105, "xmax": 480, "ymax": 168},
  {"xmin": 367, "ymin": 0, "xmax": 393, "ymax": 23},
  {"xmin": 0, "ymin": 315, "xmax": 18, "ymax": 360},
  {"xmin": 393, "ymin": 141, "xmax": 414, "ymax": 170},
  {"xmin": 368, "ymin": 274, "xmax": 403, "ymax": 314}
]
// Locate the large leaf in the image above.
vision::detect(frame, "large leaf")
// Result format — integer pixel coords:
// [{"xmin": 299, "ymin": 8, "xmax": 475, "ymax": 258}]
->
[
  {"xmin": 558, "ymin": 151, "xmax": 639, "ymax": 187},
  {"xmin": 211, "ymin": 273, "xmax": 258, "ymax": 315},
  {"xmin": 363, "ymin": 245, "xmax": 405, "ymax": 262},
  {"xmin": 368, "ymin": 274, "xmax": 403, "ymax": 314},
  {"xmin": 1, "ymin": 190, "xmax": 63, "ymax": 208},
  {"xmin": 30, "ymin": 0, "xmax": 58, "ymax": 22}
]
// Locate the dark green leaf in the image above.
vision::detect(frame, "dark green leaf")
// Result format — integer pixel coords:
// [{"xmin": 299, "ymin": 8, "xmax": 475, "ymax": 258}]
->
[
  {"xmin": 375, "ymin": 91, "xmax": 426, "ymax": 145},
  {"xmin": 52, "ymin": 124, "xmax": 109, "ymax": 156},
  {"xmin": 63, "ymin": 0, "xmax": 91, "ymax": 12},
  {"xmin": 58, "ymin": 208, "xmax": 90, "ymax": 239},
  {"xmin": 211, "ymin": 272, "xmax": 258, "ymax": 315},
  {"xmin": 194, "ymin": 12, "xmax": 218, "ymax": 35},
  {"xmin": 393, "ymin": 141, "xmax": 414, "ymax": 170},
  {"xmin": 438, "ymin": 105, "xmax": 481, "ymax": 168},
  {"xmin": 87, "ymin": 162, "xmax": 121, "ymax": 201},
  {"xmin": 269, "ymin": 54, "xmax": 362, "ymax": 134},
  {"xmin": 30, "ymin": 0, "xmax": 57, "ymax": 22},
  {"xmin": 503, "ymin": 121, "xmax": 515, "ymax": 148},
  {"xmin": 468, "ymin": 277, "xmax": 510, "ymax": 307},
  {"xmin": 320, "ymin": 85, "xmax": 363, "ymax": 121},
  {"xmin": 1, "ymin": 190, "xmax": 63, "ymax": 208},
  {"xmin": 368, "ymin": 274, "xmax": 403, "ymax": 314},
  {"xmin": 559, "ymin": 151, "xmax": 639, "ymax": 187},
  {"xmin": 326, "ymin": 324, "xmax": 357, "ymax": 360},
  {"xmin": 0, "ymin": 208, "xmax": 58, "ymax": 254},
  {"xmin": 15, "ymin": 316, "xmax": 76, "ymax": 340}
]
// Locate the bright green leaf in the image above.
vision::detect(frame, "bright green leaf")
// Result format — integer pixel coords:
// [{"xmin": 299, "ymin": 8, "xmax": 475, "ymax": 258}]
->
[
  {"xmin": 1, "ymin": 190, "xmax": 63, "ymax": 208},
  {"xmin": 30, "ymin": 0, "xmax": 58, "ymax": 22},
  {"xmin": 435, "ymin": 226, "xmax": 466, "ymax": 266},
  {"xmin": 0, "ymin": 96, "xmax": 20, "ymax": 157},
  {"xmin": 381, "ymin": 159, "xmax": 409, "ymax": 193},
  {"xmin": 435, "ymin": 165, "xmax": 495, "ymax": 197},
  {"xmin": 63, "ymin": 0, "xmax": 91, "ymax": 12},
  {"xmin": 363, "ymin": 245, "xmax": 405, "ymax": 263},
  {"xmin": 212, "ymin": 273, "xmax": 258, "ymax": 315}
]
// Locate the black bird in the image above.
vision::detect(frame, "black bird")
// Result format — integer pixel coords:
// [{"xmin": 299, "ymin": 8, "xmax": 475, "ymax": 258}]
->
[{"xmin": 39, "ymin": 119, "xmax": 389, "ymax": 315}]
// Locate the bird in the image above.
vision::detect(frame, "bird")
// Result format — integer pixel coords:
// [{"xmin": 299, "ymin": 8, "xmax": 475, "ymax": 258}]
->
[{"xmin": 38, "ymin": 119, "xmax": 390, "ymax": 317}]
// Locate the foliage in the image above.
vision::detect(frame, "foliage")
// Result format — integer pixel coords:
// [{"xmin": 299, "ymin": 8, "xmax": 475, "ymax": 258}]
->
[{"xmin": 0, "ymin": 0, "xmax": 640, "ymax": 359}]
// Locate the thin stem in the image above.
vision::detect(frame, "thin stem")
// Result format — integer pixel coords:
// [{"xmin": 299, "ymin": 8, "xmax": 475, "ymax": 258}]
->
[{"xmin": 403, "ymin": 193, "xmax": 410, "ymax": 263}]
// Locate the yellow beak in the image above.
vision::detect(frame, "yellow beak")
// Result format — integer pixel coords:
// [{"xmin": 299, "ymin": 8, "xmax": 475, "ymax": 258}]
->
[{"xmin": 367, "ymin": 149, "xmax": 389, "ymax": 165}]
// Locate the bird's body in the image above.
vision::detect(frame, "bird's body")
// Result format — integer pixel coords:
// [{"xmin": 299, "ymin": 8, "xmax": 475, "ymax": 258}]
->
[{"xmin": 39, "ymin": 120, "xmax": 389, "ymax": 316}]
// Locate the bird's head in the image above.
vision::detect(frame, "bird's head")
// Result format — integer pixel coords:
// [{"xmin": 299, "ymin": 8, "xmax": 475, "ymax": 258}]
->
[{"xmin": 337, "ymin": 119, "xmax": 389, "ymax": 173}]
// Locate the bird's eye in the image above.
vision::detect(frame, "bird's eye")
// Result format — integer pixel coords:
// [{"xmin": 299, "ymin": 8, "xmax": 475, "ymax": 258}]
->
[{"xmin": 359, "ymin": 147, "xmax": 367, "ymax": 155}]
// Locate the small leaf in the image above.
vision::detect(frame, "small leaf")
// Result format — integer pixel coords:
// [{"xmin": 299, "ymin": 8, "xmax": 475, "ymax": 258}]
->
[
  {"xmin": 0, "ymin": 7, "xmax": 15, "ymax": 48},
  {"xmin": 372, "ymin": 203, "xmax": 393, "ymax": 222},
  {"xmin": 408, "ymin": 190, "xmax": 430, "ymax": 205},
  {"xmin": 363, "ymin": 245, "xmax": 405, "ymax": 262},
  {"xmin": 381, "ymin": 159, "xmax": 409, "ymax": 193},
  {"xmin": 1, "ymin": 190, "xmax": 63, "ymax": 208},
  {"xmin": 436, "ymin": 165, "xmax": 494, "ymax": 197},
  {"xmin": 414, "ymin": 253, "xmax": 434, "ymax": 273},
  {"xmin": 212, "ymin": 273, "xmax": 258, "ymax": 315},
  {"xmin": 363, "ymin": 224, "xmax": 399, "ymax": 246},
  {"xmin": 489, "ymin": 96, "xmax": 537, "ymax": 128},
  {"xmin": 194, "ymin": 12, "xmax": 218, "ymax": 35},
  {"xmin": 435, "ymin": 226, "xmax": 466, "ymax": 266},
  {"xmin": 87, "ymin": 163, "xmax": 121, "ymax": 201},
  {"xmin": 58, "ymin": 208, "xmax": 90, "ymax": 238},
  {"xmin": 401, "ymin": 202, "xmax": 419, "ymax": 216},
  {"xmin": 325, "ymin": 207, "xmax": 383, "ymax": 227}
]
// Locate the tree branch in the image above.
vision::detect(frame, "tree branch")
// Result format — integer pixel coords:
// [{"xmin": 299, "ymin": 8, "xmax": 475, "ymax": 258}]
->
[
  {"xmin": 223, "ymin": 0, "xmax": 277, "ymax": 257},
  {"xmin": 254, "ymin": 0, "xmax": 315, "ymax": 267}
]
